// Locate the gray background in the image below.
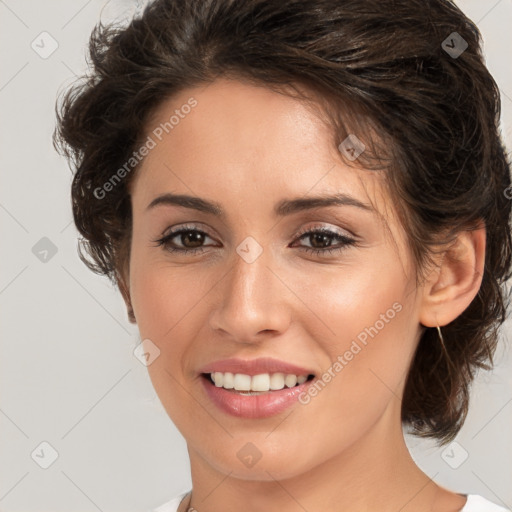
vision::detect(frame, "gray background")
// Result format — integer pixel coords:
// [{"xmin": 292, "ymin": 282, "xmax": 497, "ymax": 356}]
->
[{"xmin": 0, "ymin": 0, "xmax": 511, "ymax": 511}]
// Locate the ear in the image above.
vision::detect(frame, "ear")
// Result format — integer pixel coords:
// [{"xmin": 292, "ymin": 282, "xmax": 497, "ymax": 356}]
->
[
  {"xmin": 419, "ymin": 223, "xmax": 486, "ymax": 328},
  {"xmin": 116, "ymin": 269, "xmax": 137, "ymax": 324}
]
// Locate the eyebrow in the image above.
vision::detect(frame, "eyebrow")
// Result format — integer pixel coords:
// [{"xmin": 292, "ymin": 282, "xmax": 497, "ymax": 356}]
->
[{"xmin": 146, "ymin": 192, "xmax": 373, "ymax": 217}]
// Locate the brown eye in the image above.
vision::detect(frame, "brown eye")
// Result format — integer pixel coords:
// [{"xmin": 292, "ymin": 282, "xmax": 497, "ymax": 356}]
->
[
  {"xmin": 179, "ymin": 230, "xmax": 206, "ymax": 248},
  {"xmin": 292, "ymin": 227, "xmax": 357, "ymax": 256},
  {"xmin": 153, "ymin": 226, "xmax": 216, "ymax": 254},
  {"xmin": 152, "ymin": 224, "xmax": 357, "ymax": 257}
]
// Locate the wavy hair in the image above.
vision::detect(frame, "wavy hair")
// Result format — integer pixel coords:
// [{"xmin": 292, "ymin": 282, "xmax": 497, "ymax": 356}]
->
[{"xmin": 53, "ymin": 0, "xmax": 512, "ymax": 444}]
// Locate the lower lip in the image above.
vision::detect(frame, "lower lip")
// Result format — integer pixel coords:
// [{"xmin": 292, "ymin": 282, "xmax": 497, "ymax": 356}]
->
[{"xmin": 201, "ymin": 375, "xmax": 313, "ymax": 418}]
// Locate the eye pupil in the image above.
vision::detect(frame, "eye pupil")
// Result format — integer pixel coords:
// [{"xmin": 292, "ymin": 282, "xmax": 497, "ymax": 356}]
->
[
  {"xmin": 182, "ymin": 231, "xmax": 204, "ymax": 247},
  {"xmin": 311, "ymin": 233, "xmax": 332, "ymax": 248}
]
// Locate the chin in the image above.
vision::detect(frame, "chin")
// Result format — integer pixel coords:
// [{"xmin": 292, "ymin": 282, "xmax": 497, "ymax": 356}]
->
[{"xmin": 190, "ymin": 432, "xmax": 337, "ymax": 482}]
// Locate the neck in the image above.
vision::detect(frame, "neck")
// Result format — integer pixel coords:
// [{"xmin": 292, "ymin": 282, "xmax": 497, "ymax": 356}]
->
[{"xmin": 182, "ymin": 404, "xmax": 443, "ymax": 512}]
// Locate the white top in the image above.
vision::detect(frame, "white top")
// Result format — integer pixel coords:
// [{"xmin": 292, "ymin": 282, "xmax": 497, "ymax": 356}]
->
[{"xmin": 152, "ymin": 492, "xmax": 511, "ymax": 512}]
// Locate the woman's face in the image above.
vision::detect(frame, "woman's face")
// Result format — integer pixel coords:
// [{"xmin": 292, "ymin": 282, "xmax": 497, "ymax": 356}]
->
[{"xmin": 127, "ymin": 78, "xmax": 424, "ymax": 479}]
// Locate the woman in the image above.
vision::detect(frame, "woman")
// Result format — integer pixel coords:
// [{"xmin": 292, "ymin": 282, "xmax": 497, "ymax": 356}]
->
[{"xmin": 54, "ymin": 0, "xmax": 512, "ymax": 511}]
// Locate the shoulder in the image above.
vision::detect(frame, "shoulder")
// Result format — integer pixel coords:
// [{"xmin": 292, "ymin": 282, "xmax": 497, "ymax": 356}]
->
[
  {"xmin": 462, "ymin": 494, "xmax": 511, "ymax": 512},
  {"xmin": 151, "ymin": 491, "xmax": 190, "ymax": 512}
]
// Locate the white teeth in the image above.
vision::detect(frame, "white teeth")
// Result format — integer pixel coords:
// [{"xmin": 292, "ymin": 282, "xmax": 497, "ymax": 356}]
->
[
  {"xmin": 251, "ymin": 373, "xmax": 270, "ymax": 391},
  {"xmin": 222, "ymin": 372, "xmax": 234, "ymax": 389},
  {"xmin": 214, "ymin": 372, "xmax": 224, "ymax": 387},
  {"xmin": 285, "ymin": 374, "xmax": 297, "ymax": 388},
  {"xmin": 210, "ymin": 372, "xmax": 310, "ymax": 392},
  {"xmin": 233, "ymin": 373, "xmax": 251, "ymax": 391},
  {"xmin": 269, "ymin": 372, "xmax": 285, "ymax": 390}
]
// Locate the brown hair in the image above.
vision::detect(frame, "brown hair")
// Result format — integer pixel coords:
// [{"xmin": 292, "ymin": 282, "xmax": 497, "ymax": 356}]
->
[{"xmin": 53, "ymin": 0, "xmax": 512, "ymax": 444}]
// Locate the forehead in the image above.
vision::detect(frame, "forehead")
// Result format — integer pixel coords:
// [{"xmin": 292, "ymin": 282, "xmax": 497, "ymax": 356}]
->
[{"xmin": 131, "ymin": 78, "xmax": 387, "ymax": 214}]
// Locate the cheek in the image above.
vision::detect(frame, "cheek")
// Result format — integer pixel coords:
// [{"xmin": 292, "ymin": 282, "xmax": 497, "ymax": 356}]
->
[
  {"xmin": 297, "ymin": 253, "xmax": 409, "ymax": 342},
  {"xmin": 129, "ymin": 227, "xmax": 204, "ymax": 334},
  {"xmin": 129, "ymin": 253, "xmax": 199, "ymax": 357},
  {"xmin": 300, "ymin": 258, "xmax": 417, "ymax": 404},
  {"xmin": 129, "ymin": 260, "xmax": 206, "ymax": 421},
  {"xmin": 130, "ymin": 266, "xmax": 172, "ymax": 341}
]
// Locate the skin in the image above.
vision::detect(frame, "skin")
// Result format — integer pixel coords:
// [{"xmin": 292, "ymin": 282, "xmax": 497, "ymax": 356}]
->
[{"xmin": 119, "ymin": 78, "xmax": 485, "ymax": 512}]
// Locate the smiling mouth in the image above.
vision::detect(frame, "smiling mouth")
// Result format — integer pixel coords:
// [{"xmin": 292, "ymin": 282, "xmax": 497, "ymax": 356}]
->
[{"xmin": 201, "ymin": 372, "xmax": 316, "ymax": 395}]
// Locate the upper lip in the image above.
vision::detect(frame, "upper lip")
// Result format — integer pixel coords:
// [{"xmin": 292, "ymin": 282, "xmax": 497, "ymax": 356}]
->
[{"xmin": 198, "ymin": 357, "xmax": 315, "ymax": 376}]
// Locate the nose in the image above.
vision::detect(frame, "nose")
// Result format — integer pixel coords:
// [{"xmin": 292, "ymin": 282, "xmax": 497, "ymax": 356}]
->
[{"xmin": 208, "ymin": 242, "xmax": 292, "ymax": 344}]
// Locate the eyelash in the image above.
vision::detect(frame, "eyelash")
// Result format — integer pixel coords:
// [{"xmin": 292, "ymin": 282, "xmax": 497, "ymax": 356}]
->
[{"xmin": 152, "ymin": 224, "xmax": 357, "ymax": 257}]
